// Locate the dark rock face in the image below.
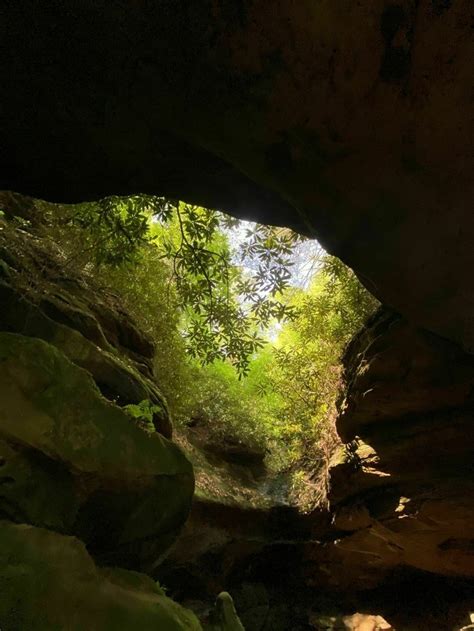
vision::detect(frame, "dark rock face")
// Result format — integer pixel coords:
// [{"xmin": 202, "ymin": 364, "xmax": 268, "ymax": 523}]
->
[
  {"xmin": 0, "ymin": 216, "xmax": 213, "ymax": 628},
  {"xmin": 338, "ymin": 309, "xmax": 474, "ymax": 443},
  {"xmin": 322, "ymin": 308, "xmax": 474, "ymax": 586},
  {"xmin": 1, "ymin": 2, "xmax": 473, "ymax": 350}
]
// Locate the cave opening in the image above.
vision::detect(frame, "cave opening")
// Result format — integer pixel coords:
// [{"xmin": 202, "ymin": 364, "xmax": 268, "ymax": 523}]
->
[
  {"xmin": 1, "ymin": 191, "xmax": 474, "ymax": 630},
  {"xmin": 0, "ymin": 190, "xmax": 375, "ymax": 512},
  {"xmin": 0, "ymin": 3, "xmax": 473, "ymax": 627}
]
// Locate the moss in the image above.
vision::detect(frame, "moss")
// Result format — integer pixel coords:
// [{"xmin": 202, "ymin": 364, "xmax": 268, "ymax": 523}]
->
[
  {"xmin": 0, "ymin": 332, "xmax": 194, "ymax": 568},
  {"xmin": 0, "ymin": 521, "xmax": 203, "ymax": 631},
  {"xmin": 0, "ymin": 439, "xmax": 78, "ymax": 531},
  {"xmin": 0, "ymin": 279, "xmax": 172, "ymax": 436},
  {"xmin": 0, "ymin": 332, "xmax": 187, "ymax": 478}
]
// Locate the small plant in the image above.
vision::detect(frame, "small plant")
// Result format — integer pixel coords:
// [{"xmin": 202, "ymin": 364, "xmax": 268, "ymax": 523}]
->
[
  {"xmin": 123, "ymin": 400, "xmax": 162, "ymax": 434},
  {"xmin": 344, "ymin": 439, "xmax": 362, "ymax": 471}
]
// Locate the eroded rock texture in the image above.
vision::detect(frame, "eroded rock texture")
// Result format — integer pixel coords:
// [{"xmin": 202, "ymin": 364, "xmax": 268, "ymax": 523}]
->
[
  {"xmin": 324, "ymin": 308, "xmax": 474, "ymax": 585},
  {"xmin": 1, "ymin": 1, "xmax": 473, "ymax": 350}
]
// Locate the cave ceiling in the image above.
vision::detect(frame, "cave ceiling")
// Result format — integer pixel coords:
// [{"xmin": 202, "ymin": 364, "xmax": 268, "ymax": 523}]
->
[{"xmin": 1, "ymin": 1, "xmax": 473, "ymax": 348}]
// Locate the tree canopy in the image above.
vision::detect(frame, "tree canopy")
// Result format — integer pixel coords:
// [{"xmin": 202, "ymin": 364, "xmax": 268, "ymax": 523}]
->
[
  {"xmin": 36, "ymin": 194, "xmax": 304, "ymax": 376},
  {"xmin": 3, "ymin": 193, "xmax": 378, "ymax": 510}
]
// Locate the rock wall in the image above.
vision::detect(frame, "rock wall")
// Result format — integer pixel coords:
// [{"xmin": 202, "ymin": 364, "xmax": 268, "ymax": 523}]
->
[
  {"xmin": 323, "ymin": 308, "xmax": 474, "ymax": 585},
  {"xmin": 0, "ymin": 213, "xmax": 246, "ymax": 629}
]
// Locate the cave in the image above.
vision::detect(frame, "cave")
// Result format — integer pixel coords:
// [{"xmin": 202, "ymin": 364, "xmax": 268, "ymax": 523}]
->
[{"xmin": 0, "ymin": 2, "xmax": 473, "ymax": 630}]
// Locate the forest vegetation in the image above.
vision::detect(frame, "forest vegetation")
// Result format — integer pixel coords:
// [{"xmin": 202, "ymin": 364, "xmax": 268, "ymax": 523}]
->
[{"xmin": 1, "ymin": 195, "xmax": 378, "ymax": 510}]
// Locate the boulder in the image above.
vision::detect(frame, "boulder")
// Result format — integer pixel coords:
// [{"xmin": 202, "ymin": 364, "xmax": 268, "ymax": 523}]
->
[
  {"xmin": 0, "ymin": 520, "xmax": 202, "ymax": 631},
  {"xmin": 341, "ymin": 614, "xmax": 392, "ymax": 631},
  {"xmin": 0, "ymin": 217, "xmax": 249, "ymax": 630},
  {"xmin": 0, "ymin": 218, "xmax": 172, "ymax": 437},
  {"xmin": 0, "ymin": 331, "xmax": 194, "ymax": 572}
]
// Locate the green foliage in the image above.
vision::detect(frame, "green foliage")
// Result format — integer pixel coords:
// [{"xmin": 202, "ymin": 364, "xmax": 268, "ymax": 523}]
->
[
  {"xmin": 123, "ymin": 400, "xmax": 163, "ymax": 434},
  {"xmin": 157, "ymin": 203, "xmax": 267, "ymax": 375},
  {"xmin": 4, "ymin": 192, "xmax": 378, "ymax": 511},
  {"xmin": 96, "ymin": 207, "xmax": 377, "ymax": 509},
  {"xmin": 31, "ymin": 195, "xmax": 162, "ymax": 266},
  {"xmin": 269, "ymin": 255, "xmax": 378, "ymax": 438},
  {"xmin": 37, "ymin": 195, "xmax": 300, "ymax": 375},
  {"xmin": 180, "ymin": 360, "xmax": 280, "ymax": 451},
  {"xmin": 90, "ymin": 240, "xmax": 190, "ymax": 422},
  {"xmin": 235, "ymin": 223, "xmax": 301, "ymax": 324},
  {"xmin": 69, "ymin": 196, "xmax": 155, "ymax": 265},
  {"xmin": 150, "ymin": 204, "xmax": 302, "ymax": 375},
  {"xmin": 258, "ymin": 254, "xmax": 379, "ymax": 508}
]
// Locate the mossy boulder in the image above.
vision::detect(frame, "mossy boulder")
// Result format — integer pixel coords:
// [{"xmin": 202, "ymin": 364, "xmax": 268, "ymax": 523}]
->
[
  {"xmin": 0, "ymin": 222, "xmax": 172, "ymax": 438},
  {"xmin": 0, "ymin": 332, "xmax": 194, "ymax": 571},
  {"xmin": 0, "ymin": 521, "xmax": 203, "ymax": 630},
  {"xmin": 0, "ymin": 223, "xmax": 246, "ymax": 628},
  {"xmin": 0, "ymin": 277, "xmax": 172, "ymax": 435}
]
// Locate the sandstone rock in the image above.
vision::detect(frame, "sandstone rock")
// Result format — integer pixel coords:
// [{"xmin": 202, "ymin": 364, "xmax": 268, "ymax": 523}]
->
[
  {"xmin": 342, "ymin": 613, "xmax": 392, "ymax": 631},
  {"xmin": 321, "ymin": 308, "xmax": 474, "ymax": 586},
  {"xmin": 309, "ymin": 612, "xmax": 393, "ymax": 631},
  {"xmin": 338, "ymin": 308, "xmax": 474, "ymax": 443},
  {"xmin": 0, "ymin": 332, "xmax": 194, "ymax": 571},
  {"xmin": 1, "ymin": 4, "xmax": 474, "ymax": 351}
]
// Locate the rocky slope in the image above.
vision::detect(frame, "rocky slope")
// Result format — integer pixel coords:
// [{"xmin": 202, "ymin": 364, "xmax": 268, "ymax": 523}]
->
[{"xmin": 0, "ymin": 199, "xmax": 473, "ymax": 629}]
